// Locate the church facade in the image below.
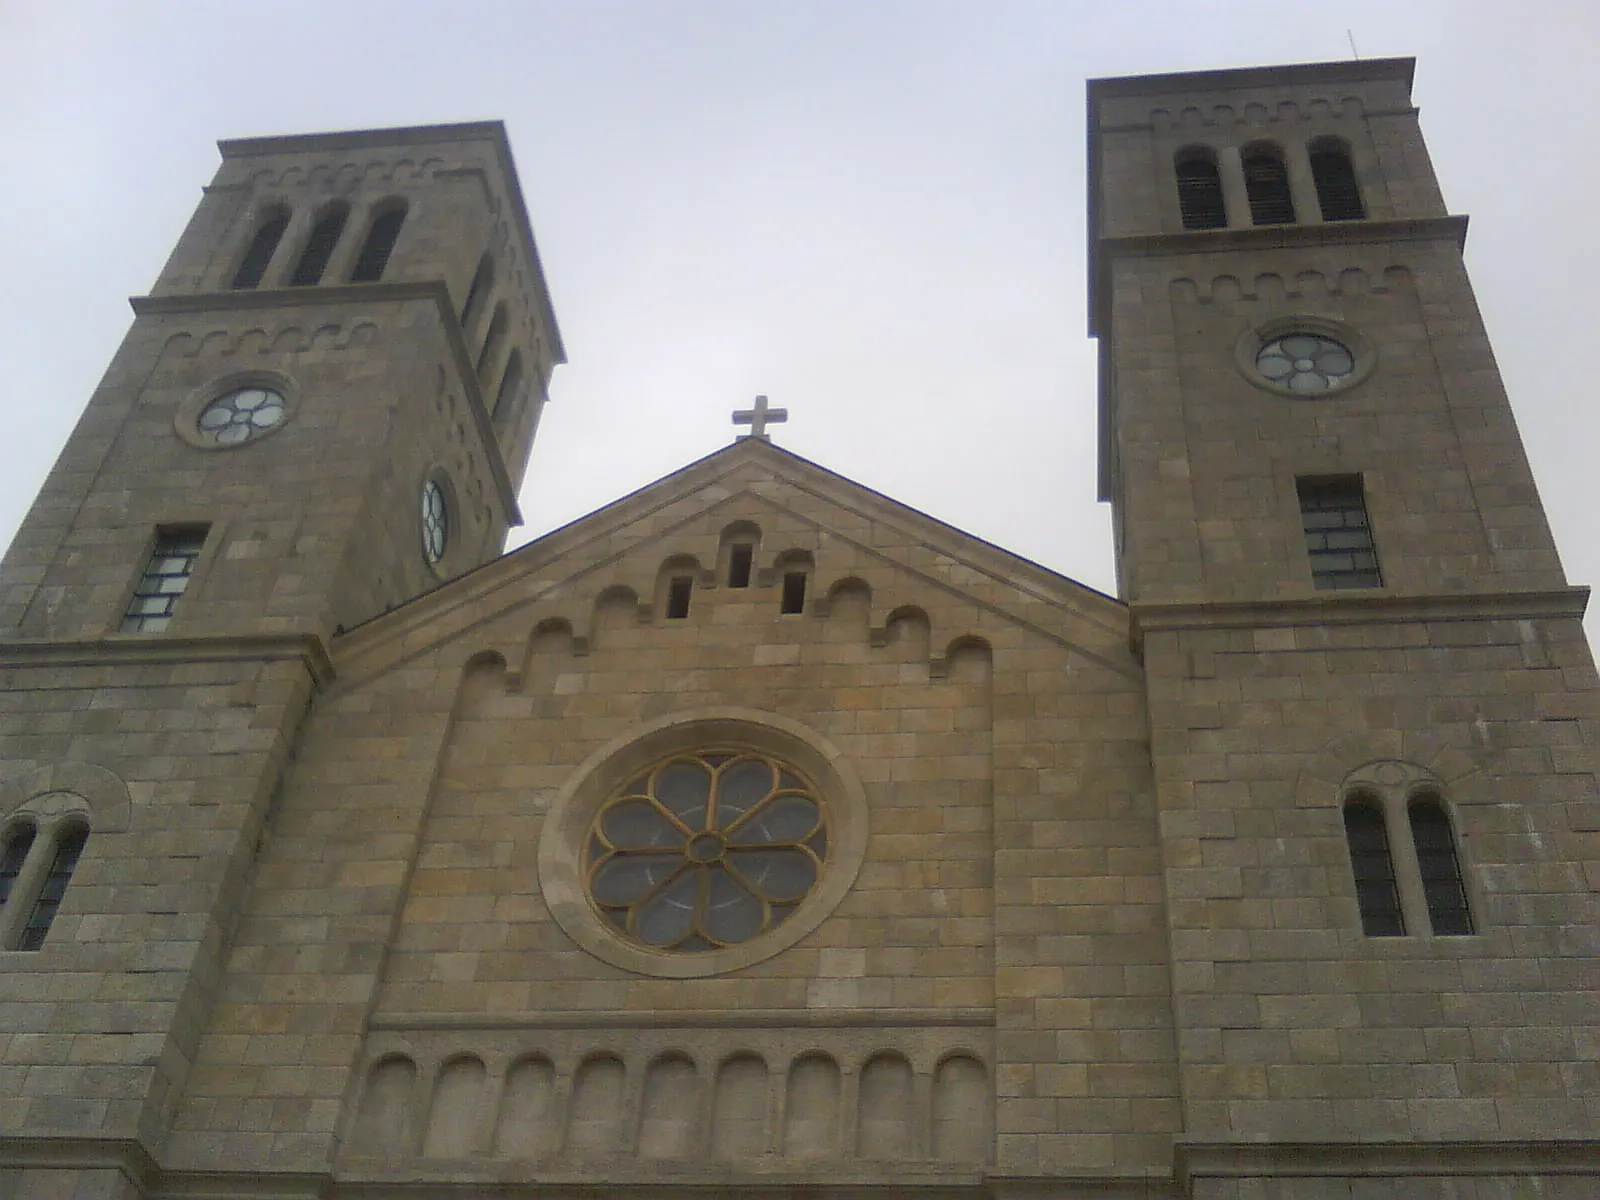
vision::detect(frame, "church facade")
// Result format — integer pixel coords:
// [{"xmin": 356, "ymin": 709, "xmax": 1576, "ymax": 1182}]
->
[{"xmin": 1, "ymin": 58, "xmax": 1595, "ymax": 1199}]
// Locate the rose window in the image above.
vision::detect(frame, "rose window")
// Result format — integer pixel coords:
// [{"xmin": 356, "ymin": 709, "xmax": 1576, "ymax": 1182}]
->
[
  {"xmin": 1255, "ymin": 333, "xmax": 1356, "ymax": 393},
  {"xmin": 197, "ymin": 386, "xmax": 286, "ymax": 444},
  {"xmin": 586, "ymin": 751, "xmax": 828, "ymax": 952}
]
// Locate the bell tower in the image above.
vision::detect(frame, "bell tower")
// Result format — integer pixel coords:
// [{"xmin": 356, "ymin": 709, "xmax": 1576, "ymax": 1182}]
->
[{"xmin": 1091, "ymin": 60, "xmax": 1599, "ymax": 1190}]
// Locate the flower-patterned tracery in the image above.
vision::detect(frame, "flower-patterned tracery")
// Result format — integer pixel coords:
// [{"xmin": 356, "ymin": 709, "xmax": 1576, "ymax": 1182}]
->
[{"xmin": 585, "ymin": 751, "xmax": 828, "ymax": 952}]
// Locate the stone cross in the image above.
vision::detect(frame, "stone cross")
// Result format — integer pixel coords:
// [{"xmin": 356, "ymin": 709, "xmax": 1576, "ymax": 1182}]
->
[{"xmin": 732, "ymin": 395, "xmax": 788, "ymax": 441}]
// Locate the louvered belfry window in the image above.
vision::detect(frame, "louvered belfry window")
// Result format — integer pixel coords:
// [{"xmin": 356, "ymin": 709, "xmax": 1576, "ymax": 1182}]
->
[
  {"xmin": 1310, "ymin": 140, "xmax": 1365, "ymax": 221},
  {"xmin": 290, "ymin": 204, "xmax": 349, "ymax": 286},
  {"xmin": 1243, "ymin": 147, "xmax": 1295, "ymax": 225},
  {"xmin": 231, "ymin": 210, "xmax": 289, "ymax": 289},
  {"xmin": 1175, "ymin": 151, "xmax": 1227, "ymax": 230},
  {"xmin": 1344, "ymin": 800, "xmax": 1405, "ymax": 936},
  {"xmin": 350, "ymin": 205, "xmax": 407, "ymax": 282}
]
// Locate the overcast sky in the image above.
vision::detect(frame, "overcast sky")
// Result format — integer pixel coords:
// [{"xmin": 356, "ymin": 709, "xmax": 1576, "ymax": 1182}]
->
[{"xmin": 1, "ymin": 1, "xmax": 1596, "ymax": 640}]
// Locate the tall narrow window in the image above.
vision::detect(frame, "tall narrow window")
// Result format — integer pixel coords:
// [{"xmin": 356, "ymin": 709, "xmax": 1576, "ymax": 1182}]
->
[
  {"xmin": 1409, "ymin": 798, "xmax": 1473, "ymax": 935},
  {"xmin": 459, "ymin": 252, "xmax": 494, "ymax": 332},
  {"xmin": 1297, "ymin": 476, "xmax": 1380, "ymax": 590},
  {"xmin": 290, "ymin": 203, "xmax": 349, "ymax": 286},
  {"xmin": 666, "ymin": 576, "xmax": 693, "ymax": 620},
  {"xmin": 476, "ymin": 303, "xmax": 508, "ymax": 380},
  {"xmin": 121, "ymin": 527, "xmax": 208, "ymax": 633},
  {"xmin": 493, "ymin": 349, "xmax": 524, "ymax": 419},
  {"xmin": 1309, "ymin": 139, "xmax": 1364, "ymax": 222},
  {"xmin": 728, "ymin": 544, "xmax": 754, "ymax": 588},
  {"xmin": 1175, "ymin": 150, "xmax": 1226, "ymax": 230},
  {"xmin": 231, "ymin": 209, "xmax": 289, "ymax": 289},
  {"xmin": 16, "ymin": 827, "xmax": 88, "ymax": 951},
  {"xmin": 1343, "ymin": 800, "xmax": 1404, "ymax": 937},
  {"xmin": 0, "ymin": 824, "xmax": 35, "ymax": 907},
  {"xmin": 1242, "ymin": 146, "xmax": 1295, "ymax": 225},
  {"xmin": 781, "ymin": 572, "xmax": 808, "ymax": 615},
  {"xmin": 349, "ymin": 204, "xmax": 407, "ymax": 282}
]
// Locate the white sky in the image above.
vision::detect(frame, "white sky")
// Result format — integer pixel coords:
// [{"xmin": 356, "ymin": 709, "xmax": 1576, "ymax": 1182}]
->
[{"xmin": 1, "ymin": 1, "xmax": 1596, "ymax": 641}]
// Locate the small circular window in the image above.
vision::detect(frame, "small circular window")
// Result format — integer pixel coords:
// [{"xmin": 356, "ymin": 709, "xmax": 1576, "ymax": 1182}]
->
[
  {"xmin": 1255, "ymin": 333, "xmax": 1355, "ymax": 392},
  {"xmin": 197, "ymin": 386, "xmax": 285, "ymax": 445},
  {"xmin": 420, "ymin": 478, "xmax": 449, "ymax": 564},
  {"xmin": 587, "ymin": 750, "xmax": 826, "ymax": 952}
]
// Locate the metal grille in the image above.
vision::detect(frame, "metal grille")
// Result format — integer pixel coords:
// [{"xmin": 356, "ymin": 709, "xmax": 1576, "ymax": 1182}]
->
[
  {"xmin": 350, "ymin": 207, "xmax": 406, "ymax": 282},
  {"xmin": 121, "ymin": 528, "xmax": 207, "ymax": 632},
  {"xmin": 1298, "ymin": 477, "xmax": 1380, "ymax": 589},
  {"xmin": 1409, "ymin": 799, "xmax": 1473, "ymax": 935},
  {"xmin": 290, "ymin": 205, "xmax": 349, "ymax": 286},
  {"xmin": 1243, "ymin": 152, "xmax": 1295, "ymax": 225},
  {"xmin": 1176, "ymin": 157, "xmax": 1227, "ymax": 229},
  {"xmin": 1311, "ymin": 148, "xmax": 1365, "ymax": 221},
  {"xmin": 1344, "ymin": 802, "xmax": 1404, "ymax": 936}
]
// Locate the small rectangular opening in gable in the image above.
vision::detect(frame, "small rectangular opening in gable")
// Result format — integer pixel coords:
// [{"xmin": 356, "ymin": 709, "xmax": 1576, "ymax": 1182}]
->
[
  {"xmin": 666, "ymin": 576, "xmax": 693, "ymax": 619},
  {"xmin": 780, "ymin": 572, "xmax": 807, "ymax": 614},
  {"xmin": 728, "ymin": 544, "xmax": 753, "ymax": 588}
]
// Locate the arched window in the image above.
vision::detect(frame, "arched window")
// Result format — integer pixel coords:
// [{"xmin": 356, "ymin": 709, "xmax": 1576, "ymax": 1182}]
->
[
  {"xmin": 460, "ymin": 252, "xmax": 494, "ymax": 332},
  {"xmin": 349, "ymin": 203, "xmax": 407, "ymax": 282},
  {"xmin": 15, "ymin": 825, "xmax": 88, "ymax": 951},
  {"xmin": 475, "ymin": 303, "xmax": 508, "ymax": 380},
  {"xmin": 0, "ymin": 822, "xmax": 35, "ymax": 908},
  {"xmin": 1242, "ymin": 145, "xmax": 1295, "ymax": 225},
  {"xmin": 289, "ymin": 203, "xmax": 350, "ymax": 286},
  {"xmin": 493, "ymin": 349, "xmax": 523, "ymax": 419},
  {"xmin": 1309, "ymin": 138, "xmax": 1364, "ymax": 221},
  {"xmin": 1175, "ymin": 148, "xmax": 1226, "ymax": 230},
  {"xmin": 1409, "ymin": 796, "xmax": 1472, "ymax": 935},
  {"xmin": 230, "ymin": 208, "xmax": 289, "ymax": 289},
  {"xmin": 1343, "ymin": 798, "xmax": 1404, "ymax": 936}
]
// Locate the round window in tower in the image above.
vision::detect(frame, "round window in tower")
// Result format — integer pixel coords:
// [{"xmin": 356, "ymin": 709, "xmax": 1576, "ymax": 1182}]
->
[
  {"xmin": 1255, "ymin": 332, "xmax": 1355, "ymax": 393},
  {"xmin": 196, "ymin": 386, "xmax": 286, "ymax": 445},
  {"xmin": 586, "ymin": 750, "xmax": 827, "ymax": 952},
  {"xmin": 420, "ymin": 477, "xmax": 449, "ymax": 565}
]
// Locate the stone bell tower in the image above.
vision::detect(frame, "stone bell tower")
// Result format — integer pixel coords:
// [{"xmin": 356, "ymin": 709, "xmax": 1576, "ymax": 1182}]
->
[
  {"xmin": 0, "ymin": 124, "xmax": 561, "ymax": 1195},
  {"xmin": 1090, "ymin": 59, "xmax": 1599, "ymax": 1194}
]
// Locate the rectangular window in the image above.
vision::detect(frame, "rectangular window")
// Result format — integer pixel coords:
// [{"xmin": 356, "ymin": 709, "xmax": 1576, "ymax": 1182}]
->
[
  {"xmin": 781, "ymin": 572, "xmax": 808, "ymax": 615},
  {"xmin": 665, "ymin": 576, "xmax": 693, "ymax": 620},
  {"xmin": 1297, "ymin": 476, "xmax": 1380, "ymax": 589},
  {"xmin": 728, "ymin": 544, "xmax": 753, "ymax": 589},
  {"xmin": 121, "ymin": 527, "xmax": 208, "ymax": 632}
]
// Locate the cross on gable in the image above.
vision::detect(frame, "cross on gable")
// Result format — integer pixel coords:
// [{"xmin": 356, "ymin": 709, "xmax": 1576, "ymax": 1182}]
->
[{"xmin": 732, "ymin": 395, "xmax": 788, "ymax": 441}]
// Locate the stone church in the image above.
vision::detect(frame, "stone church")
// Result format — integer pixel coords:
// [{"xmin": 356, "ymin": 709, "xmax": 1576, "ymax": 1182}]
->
[{"xmin": 0, "ymin": 56, "xmax": 1595, "ymax": 1199}]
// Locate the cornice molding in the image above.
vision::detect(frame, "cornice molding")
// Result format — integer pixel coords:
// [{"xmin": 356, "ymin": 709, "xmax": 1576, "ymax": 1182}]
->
[
  {"xmin": 372, "ymin": 1006, "xmax": 996, "ymax": 1032},
  {"xmin": 1175, "ymin": 1138, "xmax": 1600, "ymax": 1182},
  {"xmin": 0, "ymin": 632, "xmax": 336, "ymax": 686},
  {"xmin": 1098, "ymin": 214, "xmax": 1469, "ymax": 266},
  {"xmin": 130, "ymin": 283, "xmax": 521, "ymax": 526}
]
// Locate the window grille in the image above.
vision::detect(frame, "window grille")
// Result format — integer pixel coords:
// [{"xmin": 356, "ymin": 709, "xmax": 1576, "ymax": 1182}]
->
[
  {"xmin": 1175, "ymin": 153, "xmax": 1227, "ymax": 229},
  {"xmin": 16, "ymin": 827, "xmax": 88, "ymax": 951},
  {"xmin": 231, "ymin": 211, "xmax": 289, "ymax": 289},
  {"xmin": 728, "ymin": 544, "xmax": 754, "ymax": 589},
  {"xmin": 1409, "ymin": 798, "xmax": 1473, "ymax": 935},
  {"xmin": 349, "ymin": 205, "xmax": 407, "ymax": 282},
  {"xmin": 121, "ymin": 527, "xmax": 208, "ymax": 632},
  {"xmin": 666, "ymin": 576, "xmax": 693, "ymax": 619},
  {"xmin": 460, "ymin": 253, "xmax": 494, "ymax": 331},
  {"xmin": 1243, "ymin": 149, "xmax": 1295, "ymax": 225},
  {"xmin": 290, "ymin": 204, "xmax": 349, "ymax": 286},
  {"xmin": 493, "ymin": 350, "xmax": 524, "ymax": 418},
  {"xmin": 1310, "ymin": 142, "xmax": 1364, "ymax": 221},
  {"xmin": 1297, "ymin": 476, "xmax": 1380, "ymax": 589},
  {"xmin": 1343, "ymin": 801, "xmax": 1404, "ymax": 936},
  {"xmin": 0, "ymin": 825, "xmax": 34, "ymax": 907}
]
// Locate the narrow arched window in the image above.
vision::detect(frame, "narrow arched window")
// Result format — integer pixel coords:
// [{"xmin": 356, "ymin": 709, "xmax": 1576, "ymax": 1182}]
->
[
  {"xmin": 1309, "ymin": 138, "xmax": 1364, "ymax": 222},
  {"xmin": 16, "ymin": 825, "xmax": 88, "ymax": 951},
  {"xmin": 290, "ymin": 203, "xmax": 350, "ymax": 286},
  {"xmin": 475, "ymin": 303, "xmax": 508, "ymax": 380},
  {"xmin": 349, "ymin": 204, "xmax": 407, "ymax": 282},
  {"xmin": 493, "ymin": 349, "xmax": 523, "ymax": 419},
  {"xmin": 460, "ymin": 252, "xmax": 494, "ymax": 332},
  {"xmin": 0, "ymin": 823, "xmax": 35, "ymax": 908},
  {"xmin": 1242, "ymin": 145, "xmax": 1295, "ymax": 225},
  {"xmin": 231, "ymin": 209, "xmax": 289, "ymax": 289},
  {"xmin": 1175, "ymin": 149, "xmax": 1226, "ymax": 230},
  {"xmin": 1409, "ymin": 796, "xmax": 1472, "ymax": 935},
  {"xmin": 1343, "ymin": 799, "xmax": 1403, "ymax": 936}
]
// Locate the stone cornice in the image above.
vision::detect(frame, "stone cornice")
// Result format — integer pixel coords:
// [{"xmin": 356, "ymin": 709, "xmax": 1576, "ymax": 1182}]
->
[
  {"xmin": 0, "ymin": 632, "xmax": 335, "ymax": 686},
  {"xmin": 1131, "ymin": 586, "xmax": 1590, "ymax": 649},
  {"xmin": 1175, "ymin": 1138, "xmax": 1600, "ymax": 1182},
  {"xmin": 373, "ymin": 1006, "xmax": 996, "ymax": 1031},
  {"xmin": 1098, "ymin": 213, "xmax": 1469, "ymax": 265},
  {"xmin": 131, "ymin": 283, "xmax": 522, "ymax": 526}
]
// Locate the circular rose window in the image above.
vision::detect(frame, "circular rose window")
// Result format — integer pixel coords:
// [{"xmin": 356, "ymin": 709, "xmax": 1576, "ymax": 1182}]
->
[
  {"xmin": 1255, "ymin": 333, "xmax": 1355, "ymax": 393},
  {"xmin": 420, "ymin": 478, "xmax": 449, "ymax": 565},
  {"xmin": 587, "ymin": 750, "xmax": 827, "ymax": 952},
  {"xmin": 197, "ymin": 386, "xmax": 286, "ymax": 445}
]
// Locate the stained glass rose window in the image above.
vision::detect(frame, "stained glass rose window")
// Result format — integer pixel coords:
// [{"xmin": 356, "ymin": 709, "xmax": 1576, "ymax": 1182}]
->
[{"xmin": 585, "ymin": 750, "xmax": 827, "ymax": 952}]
